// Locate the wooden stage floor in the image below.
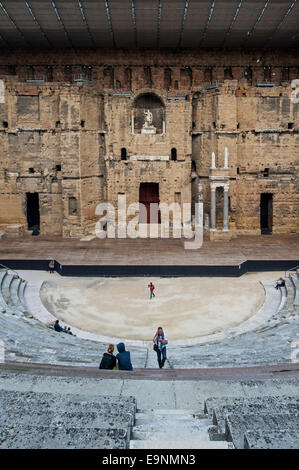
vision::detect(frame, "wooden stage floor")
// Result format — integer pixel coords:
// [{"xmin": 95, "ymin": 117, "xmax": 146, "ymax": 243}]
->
[{"xmin": 0, "ymin": 234, "xmax": 298, "ymax": 266}]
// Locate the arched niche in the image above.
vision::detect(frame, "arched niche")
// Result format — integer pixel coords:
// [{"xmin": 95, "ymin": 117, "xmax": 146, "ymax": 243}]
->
[{"xmin": 132, "ymin": 92, "xmax": 165, "ymax": 134}]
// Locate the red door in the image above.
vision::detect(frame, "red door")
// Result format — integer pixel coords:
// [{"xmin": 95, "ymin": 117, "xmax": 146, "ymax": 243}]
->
[{"xmin": 139, "ymin": 183, "xmax": 161, "ymax": 223}]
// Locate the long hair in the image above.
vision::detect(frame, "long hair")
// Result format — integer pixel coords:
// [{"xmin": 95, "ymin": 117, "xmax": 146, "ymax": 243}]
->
[
  {"xmin": 107, "ymin": 344, "xmax": 114, "ymax": 354},
  {"xmin": 157, "ymin": 326, "xmax": 164, "ymax": 336}
]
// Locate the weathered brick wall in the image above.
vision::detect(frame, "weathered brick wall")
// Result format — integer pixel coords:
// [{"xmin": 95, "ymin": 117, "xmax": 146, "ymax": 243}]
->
[
  {"xmin": 0, "ymin": 48, "xmax": 297, "ymax": 89},
  {"xmin": 191, "ymin": 79, "xmax": 298, "ymax": 235},
  {"xmin": 0, "ymin": 78, "xmax": 106, "ymax": 237}
]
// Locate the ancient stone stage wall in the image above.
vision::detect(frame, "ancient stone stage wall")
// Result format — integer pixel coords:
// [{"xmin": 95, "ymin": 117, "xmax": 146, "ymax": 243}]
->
[{"xmin": 0, "ymin": 48, "xmax": 298, "ymax": 238}]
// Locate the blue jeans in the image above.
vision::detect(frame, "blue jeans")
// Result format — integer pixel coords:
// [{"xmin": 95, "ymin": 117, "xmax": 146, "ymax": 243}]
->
[
  {"xmin": 157, "ymin": 347, "xmax": 167, "ymax": 368},
  {"xmin": 150, "ymin": 290, "xmax": 155, "ymax": 299}
]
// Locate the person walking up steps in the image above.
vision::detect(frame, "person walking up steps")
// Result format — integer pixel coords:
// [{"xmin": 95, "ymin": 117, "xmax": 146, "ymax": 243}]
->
[
  {"xmin": 153, "ymin": 326, "xmax": 168, "ymax": 369},
  {"xmin": 148, "ymin": 281, "xmax": 155, "ymax": 299}
]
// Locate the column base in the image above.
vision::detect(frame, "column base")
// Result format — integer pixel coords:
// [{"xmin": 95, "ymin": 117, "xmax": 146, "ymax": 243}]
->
[{"xmin": 209, "ymin": 230, "xmax": 232, "ymax": 241}]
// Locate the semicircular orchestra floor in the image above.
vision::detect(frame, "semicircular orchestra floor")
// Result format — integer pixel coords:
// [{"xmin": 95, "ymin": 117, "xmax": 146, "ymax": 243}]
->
[{"xmin": 39, "ymin": 272, "xmax": 283, "ymax": 341}]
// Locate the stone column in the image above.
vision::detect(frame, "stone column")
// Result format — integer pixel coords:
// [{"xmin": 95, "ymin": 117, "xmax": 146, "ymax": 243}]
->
[
  {"xmin": 224, "ymin": 147, "xmax": 229, "ymax": 169},
  {"xmin": 211, "ymin": 152, "xmax": 216, "ymax": 169},
  {"xmin": 210, "ymin": 185, "xmax": 216, "ymax": 230},
  {"xmin": 198, "ymin": 183, "xmax": 203, "ymax": 203},
  {"xmin": 223, "ymin": 185, "xmax": 229, "ymax": 232}
]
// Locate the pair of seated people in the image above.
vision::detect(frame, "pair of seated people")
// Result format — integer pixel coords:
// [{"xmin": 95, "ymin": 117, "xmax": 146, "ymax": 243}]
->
[
  {"xmin": 99, "ymin": 343, "xmax": 133, "ymax": 371},
  {"xmin": 53, "ymin": 320, "xmax": 74, "ymax": 335}
]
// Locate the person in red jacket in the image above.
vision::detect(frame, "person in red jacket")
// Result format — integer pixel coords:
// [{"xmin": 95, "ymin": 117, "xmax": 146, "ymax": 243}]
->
[{"xmin": 148, "ymin": 281, "xmax": 156, "ymax": 299}]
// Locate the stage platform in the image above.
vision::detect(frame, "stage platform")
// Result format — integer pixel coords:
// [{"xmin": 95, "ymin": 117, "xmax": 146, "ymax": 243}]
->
[{"xmin": 0, "ymin": 234, "xmax": 298, "ymax": 276}]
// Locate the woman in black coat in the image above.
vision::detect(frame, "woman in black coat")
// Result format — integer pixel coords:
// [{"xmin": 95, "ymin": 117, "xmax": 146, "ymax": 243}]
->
[{"xmin": 99, "ymin": 344, "xmax": 117, "ymax": 370}]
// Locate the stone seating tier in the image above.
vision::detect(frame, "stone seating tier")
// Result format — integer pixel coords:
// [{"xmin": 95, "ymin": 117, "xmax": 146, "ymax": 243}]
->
[
  {"xmin": 0, "ymin": 389, "xmax": 136, "ymax": 449},
  {"xmin": 0, "ymin": 269, "xmax": 298, "ymax": 369},
  {"xmin": 205, "ymin": 395, "xmax": 299, "ymax": 449}
]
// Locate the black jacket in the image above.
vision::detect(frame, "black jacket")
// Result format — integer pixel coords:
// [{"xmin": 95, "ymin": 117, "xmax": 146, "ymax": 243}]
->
[{"xmin": 99, "ymin": 352, "xmax": 116, "ymax": 370}]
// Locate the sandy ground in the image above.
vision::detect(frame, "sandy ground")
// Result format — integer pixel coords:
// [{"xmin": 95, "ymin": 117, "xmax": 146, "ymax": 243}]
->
[{"xmin": 39, "ymin": 272, "xmax": 284, "ymax": 341}]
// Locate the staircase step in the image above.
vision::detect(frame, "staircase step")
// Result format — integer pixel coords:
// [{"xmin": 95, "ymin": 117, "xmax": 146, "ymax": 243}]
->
[
  {"xmin": 135, "ymin": 415, "xmax": 197, "ymax": 424},
  {"xmin": 137, "ymin": 409, "xmax": 201, "ymax": 415},
  {"xmin": 132, "ymin": 427, "xmax": 211, "ymax": 440},
  {"xmin": 129, "ymin": 439, "xmax": 230, "ymax": 449}
]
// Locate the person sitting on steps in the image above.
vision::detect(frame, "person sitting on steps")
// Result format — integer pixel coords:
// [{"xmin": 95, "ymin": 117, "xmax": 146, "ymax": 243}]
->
[
  {"xmin": 54, "ymin": 319, "xmax": 64, "ymax": 332},
  {"xmin": 275, "ymin": 277, "xmax": 285, "ymax": 289},
  {"xmin": 99, "ymin": 344, "xmax": 117, "ymax": 370},
  {"xmin": 116, "ymin": 342, "xmax": 133, "ymax": 371}
]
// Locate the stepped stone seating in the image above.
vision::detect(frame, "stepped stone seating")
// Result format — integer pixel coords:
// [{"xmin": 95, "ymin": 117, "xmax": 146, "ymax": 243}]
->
[
  {"xmin": 291, "ymin": 272, "xmax": 299, "ymax": 306},
  {"xmin": 204, "ymin": 395, "xmax": 299, "ymax": 449},
  {"xmin": 244, "ymin": 429, "xmax": 299, "ymax": 449},
  {"xmin": 0, "ymin": 268, "xmax": 299, "ymax": 369},
  {"xmin": 226, "ymin": 413, "xmax": 299, "ymax": 449},
  {"xmin": 168, "ymin": 274, "xmax": 299, "ymax": 368},
  {"xmin": 1, "ymin": 369, "xmax": 298, "ymax": 449},
  {"xmin": 0, "ymin": 269, "xmax": 147, "ymax": 367},
  {"xmin": 0, "ymin": 389, "xmax": 136, "ymax": 449}
]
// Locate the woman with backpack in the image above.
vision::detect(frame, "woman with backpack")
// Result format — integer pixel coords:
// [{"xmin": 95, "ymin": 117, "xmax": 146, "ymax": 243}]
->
[{"xmin": 153, "ymin": 326, "xmax": 168, "ymax": 369}]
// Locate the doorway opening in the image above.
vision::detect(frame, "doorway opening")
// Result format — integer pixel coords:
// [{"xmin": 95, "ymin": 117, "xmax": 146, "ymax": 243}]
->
[
  {"xmin": 139, "ymin": 183, "xmax": 160, "ymax": 224},
  {"xmin": 121, "ymin": 147, "xmax": 127, "ymax": 160},
  {"xmin": 26, "ymin": 193, "xmax": 40, "ymax": 231},
  {"xmin": 260, "ymin": 193, "xmax": 273, "ymax": 234}
]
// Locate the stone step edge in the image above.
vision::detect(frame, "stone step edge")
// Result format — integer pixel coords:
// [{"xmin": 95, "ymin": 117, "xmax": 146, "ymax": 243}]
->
[{"xmin": 129, "ymin": 439, "xmax": 231, "ymax": 449}]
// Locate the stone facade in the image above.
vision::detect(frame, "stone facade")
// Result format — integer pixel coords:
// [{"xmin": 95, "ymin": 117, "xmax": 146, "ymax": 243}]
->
[{"xmin": 0, "ymin": 49, "xmax": 298, "ymax": 238}]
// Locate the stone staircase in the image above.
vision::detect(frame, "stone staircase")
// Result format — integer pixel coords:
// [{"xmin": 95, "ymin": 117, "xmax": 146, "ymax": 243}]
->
[{"xmin": 129, "ymin": 409, "xmax": 231, "ymax": 449}]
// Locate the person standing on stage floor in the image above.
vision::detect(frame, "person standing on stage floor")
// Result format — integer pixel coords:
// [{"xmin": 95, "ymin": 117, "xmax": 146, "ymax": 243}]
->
[
  {"xmin": 99, "ymin": 344, "xmax": 117, "ymax": 370},
  {"xmin": 48, "ymin": 259, "xmax": 55, "ymax": 273},
  {"xmin": 148, "ymin": 281, "xmax": 156, "ymax": 299},
  {"xmin": 153, "ymin": 326, "xmax": 168, "ymax": 369}
]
